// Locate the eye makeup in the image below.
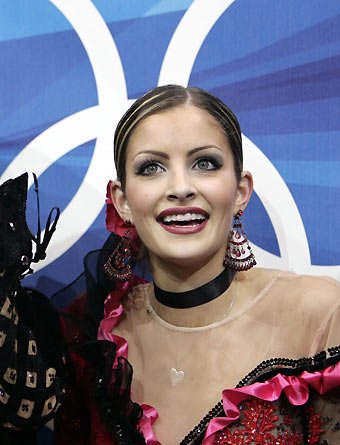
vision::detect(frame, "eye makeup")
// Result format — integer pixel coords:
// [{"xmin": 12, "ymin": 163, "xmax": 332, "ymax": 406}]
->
[
  {"xmin": 192, "ymin": 155, "xmax": 223, "ymax": 171},
  {"xmin": 134, "ymin": 159, "xmax": 165, "ymax": 176},
  {"xmin": 134, "ymin": 151, "xmax": 224, "ymax": 176}
]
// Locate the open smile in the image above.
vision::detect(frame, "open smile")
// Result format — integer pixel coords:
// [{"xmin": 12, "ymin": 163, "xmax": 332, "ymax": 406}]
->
[{"xmin": 157, "ymin": 207, "xmax": 209, "ymax": 234}]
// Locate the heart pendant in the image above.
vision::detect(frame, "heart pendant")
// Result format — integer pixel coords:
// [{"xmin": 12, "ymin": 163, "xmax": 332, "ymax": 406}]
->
[{"xmin": 170, "ymin": 367, "xmax": 184, "ymax": 386}]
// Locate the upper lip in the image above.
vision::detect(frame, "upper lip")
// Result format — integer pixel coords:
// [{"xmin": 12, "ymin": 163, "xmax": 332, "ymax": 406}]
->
[{"xmin": 157, "ymin": 207, "xmax": 209, "ymax": 221}]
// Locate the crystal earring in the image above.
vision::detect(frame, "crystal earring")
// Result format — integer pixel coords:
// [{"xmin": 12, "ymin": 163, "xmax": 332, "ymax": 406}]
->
[
  {"xmin": 223, "ymin": 210, "xmax": 256, "ymax": 271},
  {"xmin": 104, "ymin": 222, "xmax": 132, "ymax": 282}
]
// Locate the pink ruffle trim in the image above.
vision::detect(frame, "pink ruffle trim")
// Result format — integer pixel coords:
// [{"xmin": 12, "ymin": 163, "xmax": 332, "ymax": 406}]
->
[
  {"xmin": 97, "ymin": 274, "xmax": 161, "ymax": 444},
  {"xmin": 139, "ymin": 404, "xmax": 160, "ymax": 445},
  {"xmin": 202, "ymin": 361, "xmax": 340, "ymax": 444},
  {"xmin": 97, "ymin": 271, "xmax": 340, "ymax": 444}
]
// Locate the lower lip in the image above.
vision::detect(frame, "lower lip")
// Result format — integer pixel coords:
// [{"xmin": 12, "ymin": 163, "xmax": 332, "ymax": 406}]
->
[{"xmin": 159, "ymin": 219, "xmax": 208, "ymax": 235}]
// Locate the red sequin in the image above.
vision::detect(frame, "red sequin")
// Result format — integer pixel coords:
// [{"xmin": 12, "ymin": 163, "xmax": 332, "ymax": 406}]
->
[
  {"xmin": 213, "ymin": 397, "xmax": 324, "ymax": 444},
  {"xmin": 283, "ymin": 414, "xmax": 293, "ymax": 427},
  {"xmin": 306, "ymin": 407, "xmax": 323, "ymax": 444}
]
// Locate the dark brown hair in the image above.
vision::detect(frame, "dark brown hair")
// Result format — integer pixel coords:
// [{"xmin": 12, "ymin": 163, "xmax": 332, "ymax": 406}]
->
[{"xmin": 114, "ymin": 85, "xmax": 243, "ymax": 188}]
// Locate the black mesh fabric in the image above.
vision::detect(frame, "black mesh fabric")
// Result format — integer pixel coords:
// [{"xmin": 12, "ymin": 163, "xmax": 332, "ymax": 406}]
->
[
  {"xmin": 0, "ymin": 173, "xmax": 145, "ymax": 444},
  {"xmin": 2, "ymin": 174, "xmax": 340, "ymax": 444},
  {"xmin": 0, "ymin": 174, "xmax": 65, "ymax": 442},
  {"xmin": 52, "ymin": 234, "xmax": 145, "ymax": 444}
]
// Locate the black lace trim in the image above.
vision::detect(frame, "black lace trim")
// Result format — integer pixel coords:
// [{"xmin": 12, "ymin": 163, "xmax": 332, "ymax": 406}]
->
[
  {"xmin": 0, "ymin": 173, "xmax": 65, "ymax": 434},
  {"xmin": 179, "ymin": 346, "xmax": 340, "ymax": 445},
  {"xmin": 53, "ymin": 234, "xmax": 147, "ymax": 444}
]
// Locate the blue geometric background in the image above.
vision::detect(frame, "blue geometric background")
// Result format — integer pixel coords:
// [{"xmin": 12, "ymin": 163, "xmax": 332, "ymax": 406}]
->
[
  {"xmin": 1, "ymin": 1, "xmax": 340, "ymax": 441},
  {"xmin": 1, "ymin": 0, "xmax": 340, "ymax": 296}
]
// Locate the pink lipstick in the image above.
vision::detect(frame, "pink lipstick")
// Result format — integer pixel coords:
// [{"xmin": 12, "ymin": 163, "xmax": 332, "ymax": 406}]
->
[{"xmin": 157, "ymin": 207, "xmax": 209, "ymax": 235}]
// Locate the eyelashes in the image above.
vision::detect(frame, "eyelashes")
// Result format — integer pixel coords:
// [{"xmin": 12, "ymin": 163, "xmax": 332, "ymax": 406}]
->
[
  {"xmin": 193, "ymin": 156, "xmax": 223, "ymax": 171},
  {"xmin": 134, "ymin": 156, "xmax": 224, "ymax": 176},
  {"xmin": 135, "ymin": 159, "xmax": 165, "ymax": 176}
]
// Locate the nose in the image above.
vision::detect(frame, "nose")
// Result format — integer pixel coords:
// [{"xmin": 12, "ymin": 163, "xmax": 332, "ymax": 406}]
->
[{"xmin": 166, "ymin": 171, "xmax": 197, "ymax": 202}]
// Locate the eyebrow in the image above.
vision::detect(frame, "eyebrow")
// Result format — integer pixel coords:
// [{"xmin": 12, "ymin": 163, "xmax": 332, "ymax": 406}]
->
[
  {"xmin": 188, "ymin": 145, "xmax": 223, "ymax": 156},
  {"xmin": 133, "ymin": 145, "xmax": 222, "ymax": 161},
  {"xmin": 133, "ymin": 150, "xmax": 169, "ymax": 160}
]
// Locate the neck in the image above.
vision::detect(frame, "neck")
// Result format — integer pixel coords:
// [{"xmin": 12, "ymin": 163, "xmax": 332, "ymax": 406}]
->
[
  {"xmin": 149, "ymin": 279, "xmax": 237, "ymax": 328},
  {"xmin": 148, "ymin": 253, "xmax": 237, "ymax": 328},
  {"xmin": 153, "ymin": 267, "xmax": 235, "ymax": 309},
  {"xmin": 150, "ymin": 250, "xmax": 226, "ymax": 293}
]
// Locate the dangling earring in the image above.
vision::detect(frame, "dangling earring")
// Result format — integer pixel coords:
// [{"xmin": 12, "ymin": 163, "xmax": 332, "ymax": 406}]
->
[
  {"xmin": 104, "ymin": 222, "xmax": 133, "ymax": 282},
  {"xmin": 224, "ymin": 210, "xmax": 256, "ymax": 271}
]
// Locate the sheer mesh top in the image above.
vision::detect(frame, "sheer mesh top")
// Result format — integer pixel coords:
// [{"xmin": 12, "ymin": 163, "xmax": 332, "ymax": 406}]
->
[{"xmin": 112, "ymin": 268, "xmax": 340, "ymax": 443}]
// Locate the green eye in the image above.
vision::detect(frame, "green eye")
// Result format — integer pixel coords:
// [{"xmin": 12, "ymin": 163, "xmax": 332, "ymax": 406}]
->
[
  {"xmin": 196, "ymin": 159, "xmax": 211, "ymax": 170},
  {"xmin": 136, "ymin": 160, "xmax": 165, "ymax": 176},
  {"xmin": 145, "ymin": 164, "xmax": 159, "ymax": 174},
  {"xmin": 193, "ymin": 157, "xmax": 222, "ymax": 171}
]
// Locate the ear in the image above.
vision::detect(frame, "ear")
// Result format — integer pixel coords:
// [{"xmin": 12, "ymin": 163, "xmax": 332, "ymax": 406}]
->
[
  {"xmin": 110, "ymin": 181, "xmax": 134, "ymax": 224},
  {"xmin": 234, "ymin": 171, "xmax": 253, "ymax": 214}
]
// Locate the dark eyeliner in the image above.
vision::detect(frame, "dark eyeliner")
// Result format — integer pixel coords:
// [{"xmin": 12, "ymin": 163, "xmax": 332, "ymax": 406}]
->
[
  {"xmin": 134, "ymin": 159, "xmax": 163, "ymax": 176},
  {"xmin": 194, "ymin": 155, "xmax": 223, "ymax": 170}
]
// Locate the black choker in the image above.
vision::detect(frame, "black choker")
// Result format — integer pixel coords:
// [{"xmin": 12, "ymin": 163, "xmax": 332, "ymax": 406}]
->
[{"xmin": 153, "ymin": 268, "xmax": 235, "ymax": 309}]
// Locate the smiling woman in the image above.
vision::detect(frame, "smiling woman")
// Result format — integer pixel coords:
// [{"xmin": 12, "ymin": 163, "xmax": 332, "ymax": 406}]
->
[
  {"xmin": 2, "ymin": 86, "xmax": 340, "ymax": 445},
  {"xmin": 111, "ymin": 103, "xmax": 252, "ymax": 286},
  {"xmin": 62, "ymin": 86, "xmax": 340, "ymax": 444}
]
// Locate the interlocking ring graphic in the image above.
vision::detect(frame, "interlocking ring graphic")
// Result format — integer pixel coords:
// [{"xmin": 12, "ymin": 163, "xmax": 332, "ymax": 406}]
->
[{"xmin": 1, "ymin": 0, "xmax": 340, "ymax": 278}]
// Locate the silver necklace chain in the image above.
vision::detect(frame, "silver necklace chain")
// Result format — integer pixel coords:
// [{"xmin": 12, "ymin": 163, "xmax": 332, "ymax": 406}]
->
[{"xmin": 146, "ymin": 292, "xmax": 235, "ymax": 386}]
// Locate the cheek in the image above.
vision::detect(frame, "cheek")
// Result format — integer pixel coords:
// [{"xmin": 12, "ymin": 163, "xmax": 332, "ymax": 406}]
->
[
  {"xmin": 205, "ymin": 178, "xmax": 237, "ymax": 210},
  {"xmin": 125, "ymin": 186, "xmax": 156, "ymax": 223}
]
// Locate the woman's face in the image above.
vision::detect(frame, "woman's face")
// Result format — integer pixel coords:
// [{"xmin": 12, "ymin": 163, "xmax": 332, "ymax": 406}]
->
[{"xmin": 112, "ymin": 105, "xmax": 252, "ymax": 270}]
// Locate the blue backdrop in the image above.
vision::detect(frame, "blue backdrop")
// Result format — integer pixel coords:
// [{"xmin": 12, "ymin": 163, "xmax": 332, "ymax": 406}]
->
[
  {"xmin": 1, "ymin": 0, "xmax": 340, "ymax": 441},
  {"xmin": 1, "ymin": 0, "xmax": 340, "ymax": 295}
]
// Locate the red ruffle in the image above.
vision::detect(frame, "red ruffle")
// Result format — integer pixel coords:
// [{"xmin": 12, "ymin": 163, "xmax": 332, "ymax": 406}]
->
[
  {"xmin": 97, "ymin": 275, "xmax": 161, "ymax": 444},
  {"xmin": 106, "ymin": 180, "xmax": 139, "ymax": 238},
  {"xmin": 97, "ymin": 266, "xmax": 340, "ymax": 444},
  {"xmin": 203, "ymin": 361, "xmax": 340, "ymax": 444}
]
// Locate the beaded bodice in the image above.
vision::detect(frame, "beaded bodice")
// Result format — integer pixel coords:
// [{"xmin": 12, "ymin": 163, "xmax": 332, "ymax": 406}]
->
[{"xmin": 181, "ymin": 346, "xmax": 340, "ymax": 444}]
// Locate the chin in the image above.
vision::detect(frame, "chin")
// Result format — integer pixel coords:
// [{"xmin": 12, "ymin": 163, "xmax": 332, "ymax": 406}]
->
[{"xmin": 152, "ymin": 244, "xmax": 223, "ymax": 269}]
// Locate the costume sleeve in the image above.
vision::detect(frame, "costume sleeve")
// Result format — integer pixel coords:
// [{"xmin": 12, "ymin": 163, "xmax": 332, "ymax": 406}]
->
[
  {"xmin": 321, "ymin": 304, "xmax": 340, "ymax": 350},
  {"xmin": 0, "ymin": 285, "xmax": 65, "ymax": 434},
  {"xmin": 309, "ymin": 277, "xmax": 340, "ymax": 355}
]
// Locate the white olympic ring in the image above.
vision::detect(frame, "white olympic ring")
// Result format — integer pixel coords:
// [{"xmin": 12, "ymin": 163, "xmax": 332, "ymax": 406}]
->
[
  {"xmin": 1, "ymin": 0, "xmax": 133, "ymax": 271},
  {"xmin": 1, "ymin": 0, "xmax": 339, "ymax": 278}
]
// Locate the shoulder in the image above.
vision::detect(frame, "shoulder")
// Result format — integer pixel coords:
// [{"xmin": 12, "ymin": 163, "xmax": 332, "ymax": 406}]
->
[
  {"xmin": 278, "ymin": 270, "xmax": 340, "ymax": 301},
  {"xmin": 252, "ymin": 267, "xmax": 340, "ymax": 314}
]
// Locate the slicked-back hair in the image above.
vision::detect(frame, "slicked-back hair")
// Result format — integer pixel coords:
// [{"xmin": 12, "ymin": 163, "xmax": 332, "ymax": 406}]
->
[{"xmin": 114, "ymin": 85, "xmax": 243, "ymax": 189}]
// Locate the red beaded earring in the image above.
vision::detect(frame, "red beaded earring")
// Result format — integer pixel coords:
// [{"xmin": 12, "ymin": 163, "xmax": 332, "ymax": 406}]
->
[
  {"xmin": 104, "ymin": 222, "xmax": 133, "ymax": 282},
  {"xmin": 223, "ymin": 210, "xmax": 256, "ymax": 271}
]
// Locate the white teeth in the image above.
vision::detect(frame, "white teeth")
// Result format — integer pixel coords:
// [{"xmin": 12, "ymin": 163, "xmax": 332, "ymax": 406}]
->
[{"xmin": 162, "ymin": 213, "xmax": 206, "ymax": 223}]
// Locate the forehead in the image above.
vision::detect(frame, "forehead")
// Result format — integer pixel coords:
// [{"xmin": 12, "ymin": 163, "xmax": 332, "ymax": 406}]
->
[{"xmin": 126, "ymin": 105, "xmax": 230, "ymax": 155}]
